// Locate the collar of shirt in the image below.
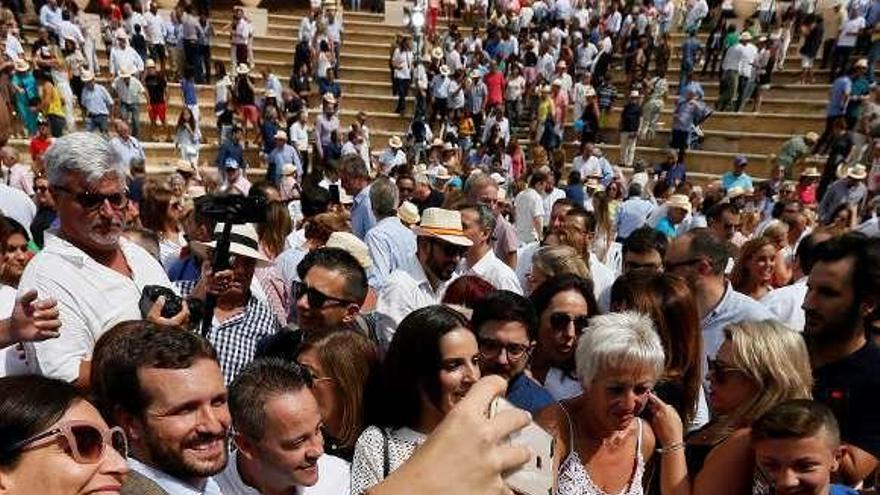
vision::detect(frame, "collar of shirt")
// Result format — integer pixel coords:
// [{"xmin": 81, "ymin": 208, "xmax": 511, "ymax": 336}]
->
[
  {"xmin": 128, "ymin": 457, "xmax": 222, "ymax": 495},
  {"xmin": 406, "ymin": 259, "xmax": 444, "ymax": 297}
]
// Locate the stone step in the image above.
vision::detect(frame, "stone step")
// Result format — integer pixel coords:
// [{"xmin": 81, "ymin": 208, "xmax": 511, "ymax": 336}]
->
[
  {"xmin": 668, "ymin": 81, "xmax": 830, "ymax": 100},
  {"xmin": 340, "ymin": 52, "xmax": 391, "ymax": 69},
  {"xmin": 601, "ymin": 107, "xmax": 822, "ymax": 137},
  {"xmin": 602, "ymin": 127, "xmax": 792, "ymax": 156},
  {"xmin": 662, "ymin": 94, "xmax": 826, "ymax": 115},
  {"xmin": 337, "ymin": 92, "xmax": 415, "ymax": 113},
  {"xmin": 665, "ymin": 66, "xmax": 826, "ymax": 85},
  {"xmin": 595, "ymin": 143, "xmax": 775, "ymax": 178}
]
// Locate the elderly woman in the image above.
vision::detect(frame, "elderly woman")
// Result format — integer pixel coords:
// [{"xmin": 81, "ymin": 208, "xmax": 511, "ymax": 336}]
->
[
  {"xmin": 647, "ymin": 319, "xmax": 813, "ymax": 495},
  {"xmin": 0, "ymin": 375, "xmax": 128, "ymax": 494},
  {"xmin": 529, "ymin": 274, "xmax": 599, "ymax": 400},
  {"xmin": 537, "ymin": 311, "xmax": 666, "ymax": 495}
]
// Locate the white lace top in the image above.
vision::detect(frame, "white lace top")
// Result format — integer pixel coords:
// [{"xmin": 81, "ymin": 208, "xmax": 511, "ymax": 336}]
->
[
  {"xmin": 558, "ymin": 418, "xmax": 646, "ymax": 495},
  {"xmin": 349, "ymin": 426, "xmax": 427, "ymax": 495}
]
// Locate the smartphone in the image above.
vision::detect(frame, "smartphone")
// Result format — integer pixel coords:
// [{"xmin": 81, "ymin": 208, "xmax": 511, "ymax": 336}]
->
[{"xmin": 489, "ymin": 397, "xmax": 555, "ymax": 495}]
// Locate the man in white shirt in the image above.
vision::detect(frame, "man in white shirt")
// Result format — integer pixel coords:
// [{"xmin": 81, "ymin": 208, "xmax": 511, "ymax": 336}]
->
[
  {"xmin": 831, "ymin": 10, "xmax": 866, "ymax": 80},
  {"xmin": 144, "ymin": 3, "xmax": 167, "ymax": 73},
  {"xmin": 514, "ymin": 169, "xmax": 549, "ymax": 245},
  {"xmin": 108, "ymin": 120, "xmax": 146, "ymax": 172},
  {"xmin": 564, "ymin": 206, "xmax": 615, "ymax": 311},
  {"xmin": 17, "ymin": 133, "xmax": 185, "ymax": 384},
  {"xmin": 39, "ymin": 0, "xmax": 63, "ymax": 40},
  {"xmin": 456, "ymin": 204, "xmax": 523, "ymax": 294},
  {"xmin": 762, "ymin": 231, "xmax": 830, "ymax": 332},
  {"xmin": 735, "ymin": 32, "xmax": 758, "ymax": 110},
  {"xmin": 219, "ymin": 359, "xmax": 351, "ymax": 495},
  {"xmin": 717, "ymin": 33, "xmax": 746, "ymax": 111},
  {"xmin": 91, "ymin": 323, "xmax": 228, "ymax": 495},
  {"xmin": 376, "ymin": 208, "xmax": 473, "ymax": 347},
  {"xmin": 108, "ymin": 28, "xmax": 145, "ymax": 77},
  {"xmin": 0, "ymin": 182, "xmax": 36, "ymax": 229}
]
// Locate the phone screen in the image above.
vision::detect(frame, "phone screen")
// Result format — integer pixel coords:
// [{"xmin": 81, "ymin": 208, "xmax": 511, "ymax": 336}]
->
[{"xmin": 328, "ymin": 184, "xmax": 341, "ymax": 204}]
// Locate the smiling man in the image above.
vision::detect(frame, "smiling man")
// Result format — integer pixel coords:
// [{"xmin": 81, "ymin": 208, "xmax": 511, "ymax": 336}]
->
[{"xmin": 220, "ymin": 358, "xmax": 350, "ymax": 495}]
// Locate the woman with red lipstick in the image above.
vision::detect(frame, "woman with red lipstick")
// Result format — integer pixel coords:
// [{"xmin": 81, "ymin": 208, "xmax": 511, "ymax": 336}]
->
[
  {"xmin": 536, "ymin": 311, "xmax": 666, "ymax": 495},
  {"xmin": 0, "ymin": 375, "xmax": 129, "ymax": 494},
  {"xmin": 731, "ymin": 237, "xmax": 779, "ymax": 301},
  {"xmin": 646, "ymin": 320, "xmax": 813, "ymax": 495}
]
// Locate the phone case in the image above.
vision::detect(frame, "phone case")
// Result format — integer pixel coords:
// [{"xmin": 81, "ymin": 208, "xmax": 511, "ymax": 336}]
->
[{"xmin": 490, "ymin": 397, "xmax": 556, "ymax": 495}]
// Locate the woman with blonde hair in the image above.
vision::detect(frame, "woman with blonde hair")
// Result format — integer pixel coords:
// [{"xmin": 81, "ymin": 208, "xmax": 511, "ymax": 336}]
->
[
  {"xmin": 139, "ymin": 180, "xmax": 185, "ymax": 269},
  {"xmin": 591, "ymin": 189, "xmax": 617, "ymax": 264},
  {"xmin": 647, "ymin": 319, "xmax": 813, "ymax": 495},
  {"xmin": 760, "ymin": 220, "xmax": 793, "ymax": 287},
  {"xmin": 525, "ymin": 244, "xmax": 590, "ymax": 294},
  {"xmin": 730, "ymin": 237, "xmax": 778, "ymax": 301}
]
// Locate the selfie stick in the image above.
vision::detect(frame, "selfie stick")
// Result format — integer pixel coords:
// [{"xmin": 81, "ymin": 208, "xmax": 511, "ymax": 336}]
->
[{"xmin": 201, "ymin": 221, "xmax": 233, "ymax": 337}]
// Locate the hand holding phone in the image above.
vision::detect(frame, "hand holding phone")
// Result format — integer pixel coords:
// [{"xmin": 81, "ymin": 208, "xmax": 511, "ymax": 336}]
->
[{"xmin": 489, "ymin": 397, "xmax": 555, "ymax": 495}]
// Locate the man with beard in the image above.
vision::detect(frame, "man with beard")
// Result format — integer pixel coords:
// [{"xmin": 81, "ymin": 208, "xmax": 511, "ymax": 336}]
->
[
  {"xmin": 90, "ymin": 321, "xmax": 229, "ymax": 495},
  {"xmin": 470, "ymin": 290, "xmax": 554, "ymax": 414},
  {"xmin": 803, "ymin": 232, "xmax": 880, "ymax": 486},
  {"xmin": 376, "ymin": 208, "xmax": 472, "ymax": 346},
  {"xmin": 219, "ymin": 358, "xmax": 350, "ymax": 495},
  {"xmin": 17, "ymin": 132, "xmax": 186, "ymax": 385}
]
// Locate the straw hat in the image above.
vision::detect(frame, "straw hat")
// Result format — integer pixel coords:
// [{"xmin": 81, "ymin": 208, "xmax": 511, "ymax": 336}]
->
[
  {"xmin": 389, "ymin": 135, "xmax": 403, "ymax": 148},
  {"xmin": 175, "ymin": 159, "xmax": 195, "ymax": 175},
  {"xmin": 800, "ymin": 166, "xmax": 821, "ymax": 177},
  {"xmin": 119, "ymin": 65, "xmax": 134, "ymax": 78},
  {"xmin": 80, "ymin": 70, "xmax": 94, "ymax": 82},
  {"xmin": 804, "ymin": 132, "xmax": 819, "ymax": 144},
  {"xmin": 431, "ymin": 46, "xmax": 444, "ymax": 59},
  {"xmin": 145, "ymin": 58, "xmax": 156, "ymax": 68},
  {"xmin": 325, "ymin": 232, "xmax": 372, "ymax": 269},
  {"xmin": 398, "ymin": 201, "xmax": 421, "ymax": 225},
  {"xmin": 416, "ymin": 208, "xmax": 473, "ymax": 247},
  {"xmin": 322, "ymin": 93, "xmax": 337, "ymax": 105},
  {"xmin": 585, "ymin": 86, "xmax": 597, "ymax": 97},
  {"xmin": 727, "ymin": 186, "xmax": 747, "ymax": 199},
  {"xmin": 855, "ymin": 58, "xmax": 869, "ymax": 69},
  {"xmin": 740, "ymin": 31, "xmax": 752, "ymax": 41},
  {"xmin": 847, "ymin": 163, "xmax": 868, "ymax": 180},
  {"xmin": 433, "ymin": 165, "xmax": 452, "ymax": 180},
  {"xmin": 282, "ymin": 163, "xmax": 297, "ymax": 176},
  {"xmin": 431, "ymin": 137, "xmax": 445, "ymax": 148},
  {"xmin": 13, "ymin": 58, "xmax": 28, "ymax": 72},
  {"xmin": 197, "ymin": 223, "xmax": 270, "ymax": 265},
  {"xmin": 273, "ymin": 130, "xmax": 288, "ymax": 141},
  {"xmin": 666, "ymin": 194, "xmax": 692, "ymax": 213},
  {"xmin": 439, "ymin": 65, "xmax": 450, "ymax": 76},
  {"xmin": 236, "ymin": 63, "xmax": 251, "ymax": 75}
]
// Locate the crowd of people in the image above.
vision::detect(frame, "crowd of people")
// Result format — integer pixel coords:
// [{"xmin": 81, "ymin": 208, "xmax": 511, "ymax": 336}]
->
[{"xmin": 1, "ymin": 0, "xmax": 880, "ymax": 494}]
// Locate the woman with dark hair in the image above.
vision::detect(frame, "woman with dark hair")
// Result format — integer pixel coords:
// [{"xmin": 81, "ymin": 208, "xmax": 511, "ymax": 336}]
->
[
  {"xmin": 529, "ymin": 274, "xmax": 599, "ymax": 400},
  {"xmin": 174, "ymin": 105, "xmax": 201, "ymax": 166},
  {"xmin": 610, "ymin": 271, "xmax": 705, "ymax": 428},
  {"xmin": 296, "ymin": 330, "xmax": 380, "ymax": 462},
  {"xmin": 0, "ymin": 216, "xmax": 34, "ymax": 375},
  {"xmin": 138, "ymin": 180, "xmax": 185, "ymax": 270},
  {"xmin": 0, "ymin": 375, "xmax": 128, "ymax": 493},
  {"xmin": 350, "ymin": 305, "xmax": 480, "ymax": 493}
]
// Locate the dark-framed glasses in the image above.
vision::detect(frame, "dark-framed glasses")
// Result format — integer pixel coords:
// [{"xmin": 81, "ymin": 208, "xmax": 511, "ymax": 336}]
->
[
  {"xmin": 4, "ymin": 420, "xmax": 127, "ymax": 464},
  {"xmin": 478, "ymin": 337, "xmax": 531, "ymax": 361}
]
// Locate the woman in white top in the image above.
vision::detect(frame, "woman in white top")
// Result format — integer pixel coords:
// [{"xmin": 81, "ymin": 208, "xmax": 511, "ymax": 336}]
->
[
  {"xmin": 138, "ymin": 181, "xmax": 186, "ymax": 270},
  {"xmin": 350, "ymin": 305, "xmax": 480, "ymax": 494},
  {"xmin": 536, "ymin": 311, "xmax": 665, "ymax": 495},
  {"xmin": 528, "ymin": 273, "xmax": 598, "ymax": 400},
  {"xmin": 0, "ymin": 217, "xmax": 37, "ymax": 376}
]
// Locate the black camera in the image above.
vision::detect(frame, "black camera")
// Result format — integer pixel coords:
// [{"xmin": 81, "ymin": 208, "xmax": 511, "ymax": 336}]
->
[
  {"xmin": 139, "ymin": 285, "xmax": 185, "ymax": 319},
  {"xmin": 199, "ymin": 194, "xmax": 267, "ymax": 224}
]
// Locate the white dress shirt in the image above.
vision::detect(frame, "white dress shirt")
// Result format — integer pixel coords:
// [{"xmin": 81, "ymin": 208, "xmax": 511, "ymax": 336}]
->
[
  {"xmin": 216, "ymin": 450, "xmax": 350, "ymax": 495},
  {"xmin": 376, "ymin": 261, "xmax": 449, "ymax": 346},
  {"xmin": 761, "ymin": 277, "xmax": 808, "ymax": 332},
  {"xmin": 456, "ymin": 250, "xmax": 523, "ymax": 294},
  {"xmin": 0, "ymin": 183, "xmax": 36, "ymax": 229},
  {"xmin": 18, "ymin": 233, "xmax": 176, "ymax": 381},
  {"xmin": 514, "ymin": 188, "xmax": 544, "ymax": 245},
  {"xmin": 589, "ymin": 252, "xmax": 615, "ymax": 312},
  {"xmin": 129, "ymin": 457, "xmax": 222, "ymax": 495}
]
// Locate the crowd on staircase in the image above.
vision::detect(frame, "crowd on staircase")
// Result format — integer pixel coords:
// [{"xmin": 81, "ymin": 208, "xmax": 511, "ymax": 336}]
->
[{"xmin": 1, "ymin": 0, "xmax": 880, "ymax": 494}]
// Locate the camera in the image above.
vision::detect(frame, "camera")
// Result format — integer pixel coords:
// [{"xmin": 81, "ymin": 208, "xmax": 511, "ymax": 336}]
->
[
  {"xmin": 199, "ymin": 194, "xmax": 267, "ymax": 224},
  {"xmin": 139, "ymin": 285, "xmax": 185, "ymax": 319}
]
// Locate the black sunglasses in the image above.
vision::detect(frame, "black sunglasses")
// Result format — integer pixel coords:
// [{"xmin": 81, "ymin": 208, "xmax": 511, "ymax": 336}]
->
[
  {"xmin": 53, "ymin": 186, "xmax": 128, "ymax": 211},
  {"xmin": 549, "ymin": 312, "xmax": 590, "ymax": 334},
  {"xmin": 292, "ymin": 281, "xmax": 356, "ymax": 309},
  {"xmin": 430, "ymin": 238, "xmax": 468, "ymax": 257}
]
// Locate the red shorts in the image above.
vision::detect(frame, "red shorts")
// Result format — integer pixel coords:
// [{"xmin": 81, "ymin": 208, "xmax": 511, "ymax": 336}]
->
[
  {"xmin": 148, "ymin": 103, "xmax": 167, "ymax": 121},
  {"xmin": 240, "ymin": 105, "xmax": 259, "ymax": 124}
]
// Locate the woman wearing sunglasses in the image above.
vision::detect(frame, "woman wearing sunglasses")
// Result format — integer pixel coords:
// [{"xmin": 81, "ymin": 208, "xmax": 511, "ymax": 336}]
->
[
  {"xmin": 350, "ymin": 305, "xmax": 480, "ymax": 494},
  {"xmin": 529, "ymin": 274, "xmax": 598, "ymax": 400},
  {"xmin": 0, "ymin": 375, "xmax": 128, "ymax": 494},
  {"xmin": 645, "ymin": 320, "xmax": 813, "ymax": 495}
]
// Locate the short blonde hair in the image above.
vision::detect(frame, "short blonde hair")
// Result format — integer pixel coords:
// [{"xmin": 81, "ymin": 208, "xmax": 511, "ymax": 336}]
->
[
  {"xmin": 532, "ymin": 245, "xmax": 590, "ymax": 280},
  {"xmin": 576, "ymin": 312, "xmax": 666, "ymax": 388}
]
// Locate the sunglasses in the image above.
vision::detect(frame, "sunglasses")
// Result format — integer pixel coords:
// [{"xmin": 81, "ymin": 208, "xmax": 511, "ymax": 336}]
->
[
  {"xmin": 298, "ymin": 363, "xmax": 335, "ymax": 385},
  {"xmin": 430, "ymin": 239, "xmax": 468, "ymax": 257},
  {"xmin": 549, "ymin": 312, "xmax": 590, "ymax": 334},
  {"xmin": 664, "ymin": 257, "xmax": 705, "ymax": 271},
  {"xmin": 478, "ymin": 337, "xmax": 531, "ymax": 361},
  {"xmin": 707, "ymin": 357, "xmax": 747, "ymax": 383},
  {"xmin": 292, "ymin": 281, "xmax": 356, "ymax": 309},
  {"xmin": 6, "ymin": 420, "xmax": 127, "ymax": 464},
  {"xmin": 53, "ymin": 186, "xmax": 128, "ymax": 211}
]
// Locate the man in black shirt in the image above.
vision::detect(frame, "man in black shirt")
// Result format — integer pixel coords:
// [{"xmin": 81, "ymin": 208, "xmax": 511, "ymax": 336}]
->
[
  {"xmin": 803, "ymin": 232, "xmax": 880, "ymax": 486},
  {"xmin": 143, "ymin": 60, "xmax": 168, "ymax": 141}
]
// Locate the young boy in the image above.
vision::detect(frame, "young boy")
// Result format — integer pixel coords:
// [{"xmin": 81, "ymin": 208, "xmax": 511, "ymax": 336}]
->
[{"xmin": 751, "ymin": 400, "xmax": 859, "ymax": 495}]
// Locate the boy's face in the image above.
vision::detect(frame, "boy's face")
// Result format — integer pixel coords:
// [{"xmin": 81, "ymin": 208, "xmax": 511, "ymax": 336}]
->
[{"xmin": 754, "ymin": 433, "xmax": 841, "ymax": 495}]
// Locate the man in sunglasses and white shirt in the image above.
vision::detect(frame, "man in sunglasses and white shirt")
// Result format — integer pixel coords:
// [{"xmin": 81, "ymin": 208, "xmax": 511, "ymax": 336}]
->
[{"xmin": 17, "ymin": 132, "xmax": 186, "ymax": 386}]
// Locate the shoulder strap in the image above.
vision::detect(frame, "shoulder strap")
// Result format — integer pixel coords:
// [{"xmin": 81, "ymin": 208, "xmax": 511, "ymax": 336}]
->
[
  {"xmin": 381, "ymin": 427, "xmax": 390, "ymax": 479},
  {"xmin": 558, "ymin": 401, "xmax": 576, "ymax": 457}
]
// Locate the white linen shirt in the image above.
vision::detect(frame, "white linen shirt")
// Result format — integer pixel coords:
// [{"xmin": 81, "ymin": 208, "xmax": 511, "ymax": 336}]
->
[
  {"xmin": 761, "ymin": 277, "xmax": 808, "ymax": 332},
  {"xmin": 455, "ymin": 250, "xmax": 523, "ymax": 294},
  {"xmin": 217, "ymin": 450, "xmax": 350, "ymax": 495},
  {"xmin": 18, "ymin": 232, "xmax": 176, "ymax": 381},
  {"xmin": 375, "ymin": 261, "xmax": 449, "ymax": 346}
]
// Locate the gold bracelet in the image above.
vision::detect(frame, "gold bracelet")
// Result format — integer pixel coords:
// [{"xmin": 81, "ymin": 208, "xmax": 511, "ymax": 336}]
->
[{"xmin": 656, "ymin": 441, "xmax": 686, "ymax": 455}]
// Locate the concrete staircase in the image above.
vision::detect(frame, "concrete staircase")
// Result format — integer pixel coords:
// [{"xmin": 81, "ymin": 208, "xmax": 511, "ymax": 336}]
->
[{"xmin": 15, "ymin": 8, "xmax": 834, "ymax": 184}]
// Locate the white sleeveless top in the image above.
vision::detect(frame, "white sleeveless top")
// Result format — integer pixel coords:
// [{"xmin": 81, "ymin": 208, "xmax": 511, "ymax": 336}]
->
[{"xmin": 557, "ymin": 412, "xmax": 646, "ymax": 495}]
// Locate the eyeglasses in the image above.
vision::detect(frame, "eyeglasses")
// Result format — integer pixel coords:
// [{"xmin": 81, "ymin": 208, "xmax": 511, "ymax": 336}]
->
[
  {"xmin": 549, "ymin": 312, "xmax": 590, "ymax": 334},
  {"xmin": 707, "ymin": 357, "xmax": 748, "ymax": 383},
  {"xmin": 292, "ymin": 281, "xmax": 357, "ymax": 309},
  {"xmin": 298, "ymin": 364, "xmax": 335, "ymax": 385},
  {"xmin": 664, "ymin": 257, "xmax": 705, "ymax": 271},
  {"xmin": 5, "ymin": 420, "xmax": 127, "ymax": 464},
  {"xmin": 53, "ymin": 186, "xmax": 128, "ymax": 211},
  {"xmin": 430, "ymin": 239, "xmax": 468, "ymax": 258},
  {"xmin": 478, "ymin": 337, "xmax": 531, "ymax": 361}
]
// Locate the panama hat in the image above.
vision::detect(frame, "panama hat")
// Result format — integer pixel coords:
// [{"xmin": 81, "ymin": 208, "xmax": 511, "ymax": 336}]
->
[
  {"xmin": 431, "ymin": 46, "xmax": 444, "ymax": 59},
  {"xmin": 740, "ymin": 31, "xmax": 752, "ymax": 41},
  {"xmin": 439, "ymin": 65, "xmax": 451, "ymax": 76},
  {"xmin": 433, "ymin": 165, "xmax": 453, "ymax": 180},
  {"xmin": 274, "ymin": 130, "xmax": 288, "ymax": 140},
  {"xmin": 800, "ymin": 167, "xmax": 821, "ymax": 177},
  {"xmin": 175, "ymin": 159, "xmax": 196, "ymax": 175},
  {"xmin": 416, "ymin": 208, "xmax": 473, "ymax": 247},
  {"xmin": 398, "ymin": 201, "xmax": 421, "ymax": 225},
  {"xmin": 726, "ymin": 186, "xmax": 747, "ymax": 199},
  {"xmin": 389, "ymin": 135, "xmax": 403, "ymax": 148},
  {"xmin": 80, "ymin": 69, "xmax": 94, "ymax": 82},
  {"xmin": 119, "ymin": 65, "xmax": 134, "ymax": 77},
  {"xmin": 322, "ymin": 93, "xmax": 337, "ymax": 105},
  {"xmin": 146, "ymin": 58, "xmax": 156, "ymax": 68},
  {"xmin": 804, "ymin": 132, "xmax": 819, "ymax": 144},
  {"xmin": 666, "ymin": 194, "xmax": 692, "ymax": 213},
  {"xmin": 13, "ymin": 58, "xmax": 28, "ymax": 72},
  {"xmin": 197, "ymin": 223, "xmax": 270, "ymax": 265},
  {"xmin": 325, "ymin": 232, "xmax": 372, "ymax": 269},
  {"xmin": 236, "ymin": 63, "xmax": 251, "ymax": 75},
  {"xmin": 847, "ymin": 164, "xmax": 868, "ymax": 180},
  {"xmin": 282, "ymin": 163, "xmax": 297, "ymax": 176}
]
